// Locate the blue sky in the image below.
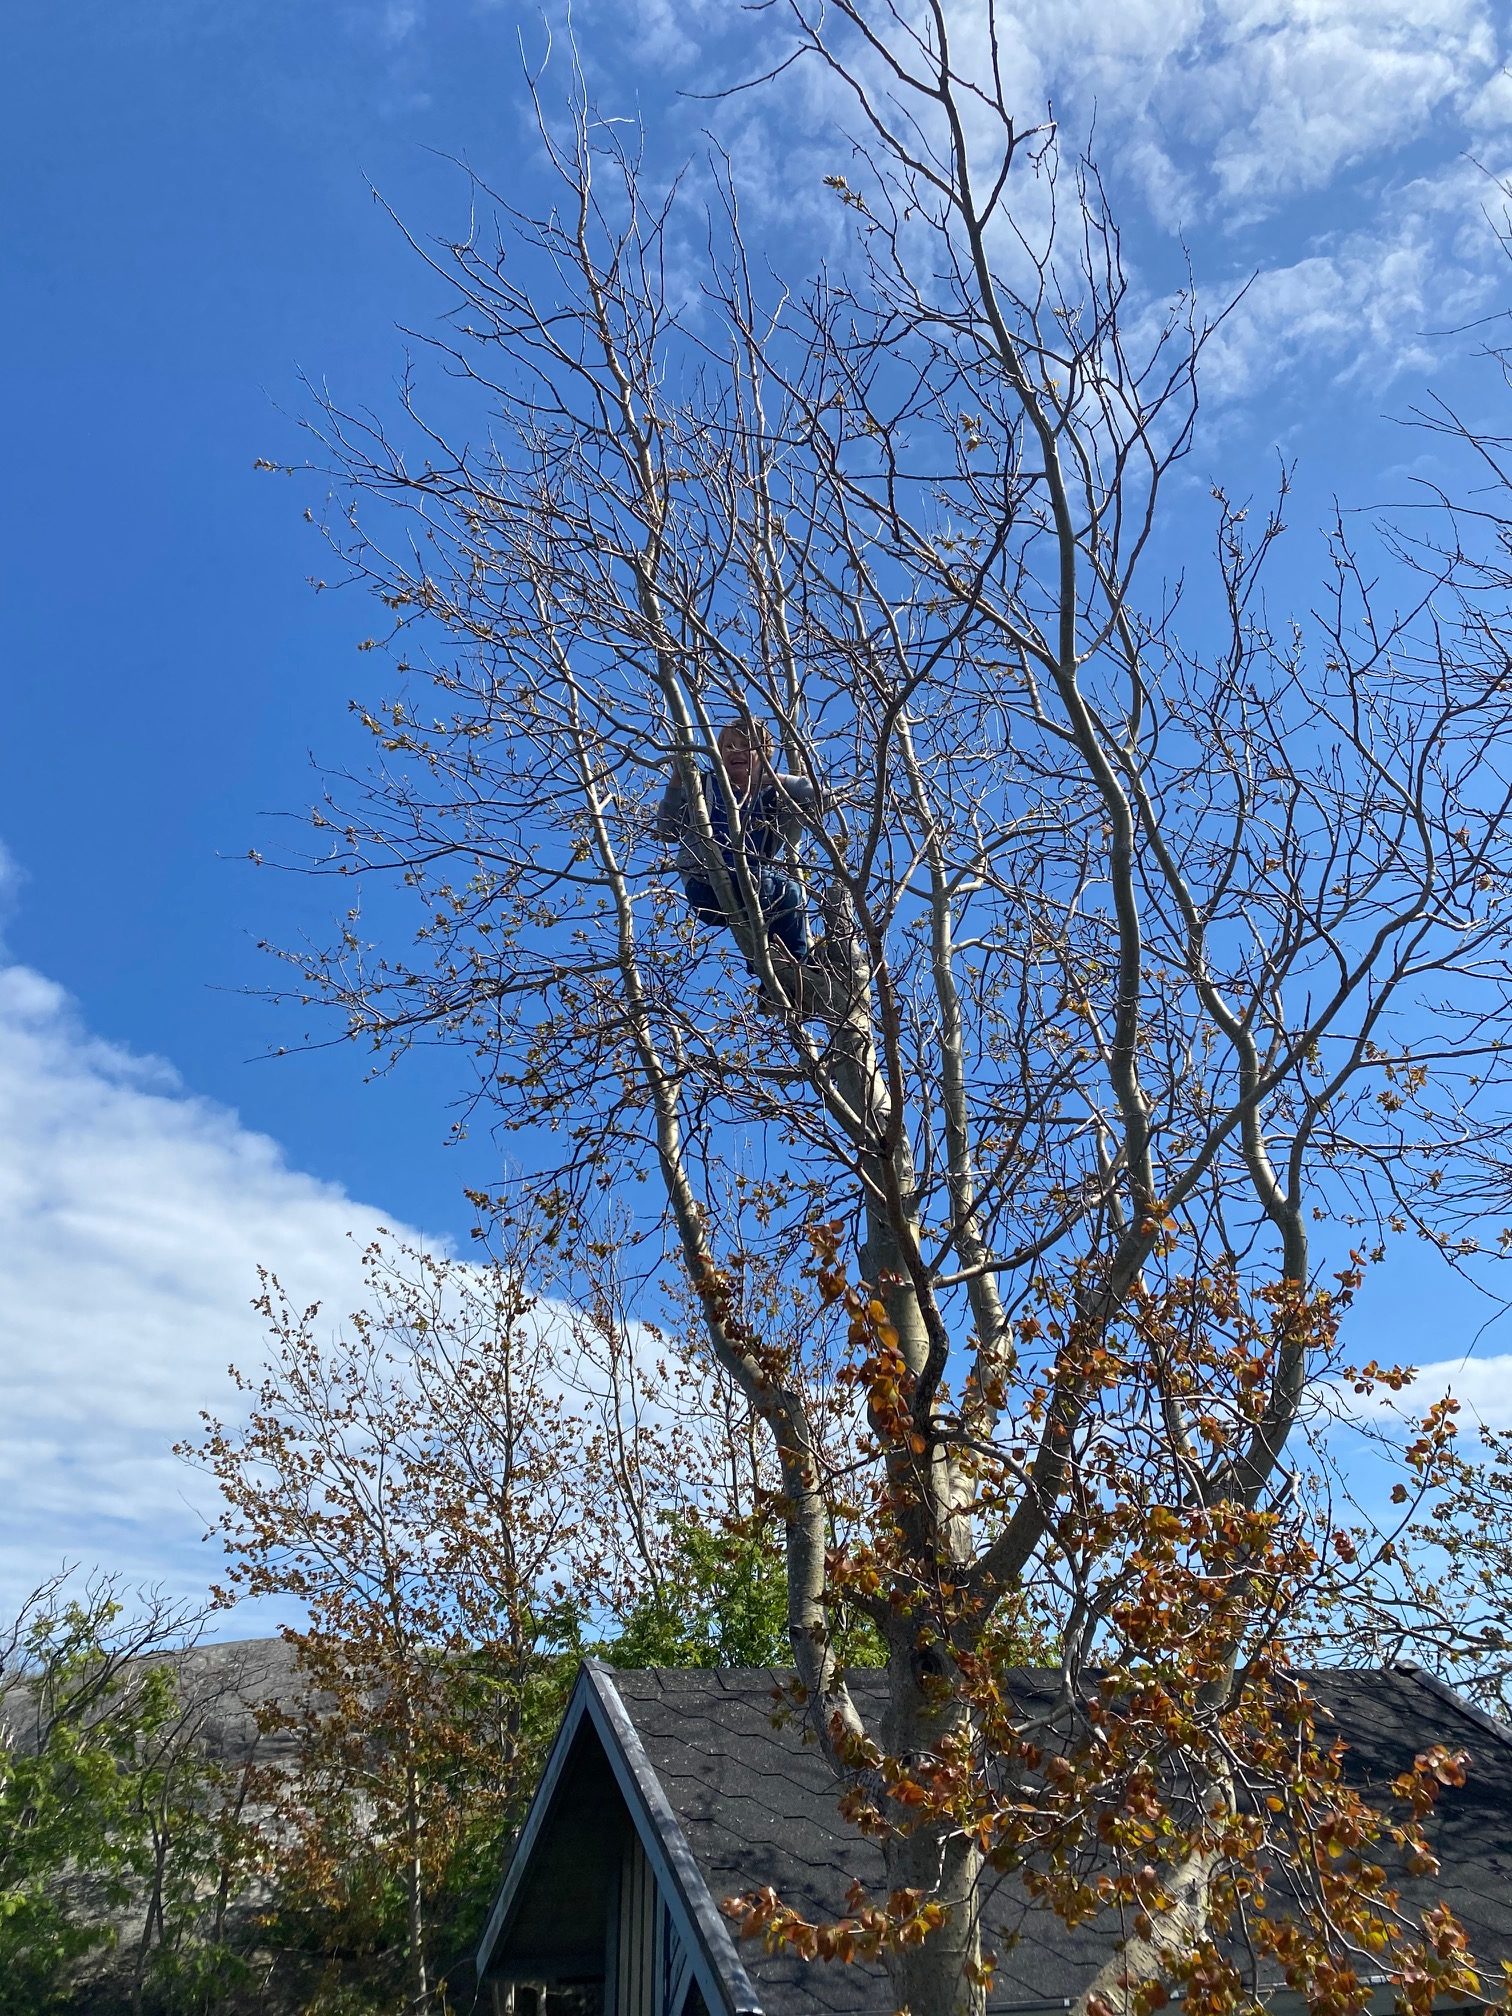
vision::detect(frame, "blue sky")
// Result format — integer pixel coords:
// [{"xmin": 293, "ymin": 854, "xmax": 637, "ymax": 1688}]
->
[{"xmin": 4, "ymin": 0, "xmax": 1512, "ymax": 1620}]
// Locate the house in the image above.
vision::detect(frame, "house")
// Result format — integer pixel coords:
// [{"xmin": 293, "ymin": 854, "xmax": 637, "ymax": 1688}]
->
[{"xmin": 466, "ymin": 1663, "xmax": 1512, "ymax": 2016}]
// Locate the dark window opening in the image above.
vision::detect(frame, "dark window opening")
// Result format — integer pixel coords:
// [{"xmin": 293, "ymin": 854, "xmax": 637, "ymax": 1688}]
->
[{"xmin": 492, "ymin": 1982, "xmax": 604, "ymax": 2016}]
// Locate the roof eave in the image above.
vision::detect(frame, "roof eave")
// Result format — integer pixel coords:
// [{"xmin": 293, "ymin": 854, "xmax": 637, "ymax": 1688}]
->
[{"xmin": 475, "ymin": 1660, "xmax": 764, "ymax": 2016}]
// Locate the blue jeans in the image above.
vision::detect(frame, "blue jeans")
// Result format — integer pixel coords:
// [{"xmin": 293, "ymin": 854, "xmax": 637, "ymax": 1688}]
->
[{"xmin": 684, "ymin": 869, "xmax": 811, "ymax": 967}]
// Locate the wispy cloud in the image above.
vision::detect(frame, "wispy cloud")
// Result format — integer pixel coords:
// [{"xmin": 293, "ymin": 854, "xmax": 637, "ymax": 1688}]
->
[
  {"xmin": 1199, "ymin": 1, "xmax": 1494, "ymax": 207},
  {"xmin": 343, "ymin": 0, "xmax": 424, "ymax": 50},
  {"xmin": 1192, "ymin": 154, "xmax": 1510, "ymax": 398},
  {"xmin": 680, "ymin": 1, "xmax": 1511, "ymax": 400},
  {"xmin": 960, "ymin": 0, "xmax": 1503, "ymax": 218},
  {"xmin": 379, "ymin": 0, "xmax": 423, "ymax": 47},
  {"xmin": 336, "ymin": 0, "xmax": 432, "ymax": 114}
]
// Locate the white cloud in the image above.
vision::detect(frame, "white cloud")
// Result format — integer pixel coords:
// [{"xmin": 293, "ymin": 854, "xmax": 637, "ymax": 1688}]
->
[
  {"xmin": 616, "ymin": 0, "xmax": 711, "ymax": 69},
  {"xmin": 1467, "ymin": 69, "xmax": 1512, "ymax": 136},
  {"xmin": 1417, "ymin": 1354, "xmax": 1512, "ymax": 1430},
  {"xmin": 1331, "ymin": 1352, "xmax": 1512, "ymax": 1434},
  {"xmin": 0, "ymin": 962, "xmax": 439, "ymax": 1622},
  {"xmin": 1202, "ymin": 0, "xmax": 1494, "ymax": 205},
  {"xmin": 747, "ymin": 0, "xmax": 1501, "ymax": 221},
  {"xmin": 1201, "ymin": 232, "xmax": 1441, "ymax": 398}
]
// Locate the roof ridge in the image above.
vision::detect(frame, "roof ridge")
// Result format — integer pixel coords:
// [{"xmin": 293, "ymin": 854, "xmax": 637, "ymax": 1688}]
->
[
  {"xmin": 1390, "ymin": 1662, "xmax": 1512, "ymax": 1753},
  {"xmin": 474, "ymin": 1661, "xmax": 765, "ymax": 2016}
]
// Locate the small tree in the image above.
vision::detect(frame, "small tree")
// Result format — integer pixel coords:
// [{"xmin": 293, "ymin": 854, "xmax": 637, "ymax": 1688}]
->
[
  {"xmin": 0, "ymin": 1575, "xmax": 249, "ymax": 2016},
  {"xmin": 266, "ymin": 6, "xmax": 1512, "ymax": 2009},
  {"xmin": 188, "ymin": 1240, "xmax": 580, "ymax": 2009},
  {"xmin": 116, "ymin": 1642, "xmax": 266, "ymax": 2016}
]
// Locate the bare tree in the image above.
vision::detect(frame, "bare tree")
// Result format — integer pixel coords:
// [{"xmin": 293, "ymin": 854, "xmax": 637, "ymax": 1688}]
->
[
  {"xmin": 1303, "ymin": 1400, "xmax": 1512, "ymax": 1721},
  {"xmin": 264, "ymin": 6, "xmax": 1512, "ymax": 2010}
]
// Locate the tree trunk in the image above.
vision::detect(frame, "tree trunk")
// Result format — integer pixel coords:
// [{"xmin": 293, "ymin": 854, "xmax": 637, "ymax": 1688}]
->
[
  {"xmin": 1069, "ymin": 1850, "xmax": 1217, "ymax": 2016},
  {"xmin": 131, "ymin": 1825, "xmax": 169, "ymax": 2016},
  {"xmin": 818, "ymin": 879, "xmax": 984, "ymax": 2011},
  {"xmin": 867, "ymin": 1168, "xmax": 983, "ymax": 2016},
  {"xmin": 404, "ymin": 1763, "xmax": 428, "ymax": 2011},
  {"xmin": 885, "ymin": 1824, "xmax": 985, "ymax": 2016},
  {"xmin": 882, "ymin": 1643, "xmax": 985, "ymax": 2016}
]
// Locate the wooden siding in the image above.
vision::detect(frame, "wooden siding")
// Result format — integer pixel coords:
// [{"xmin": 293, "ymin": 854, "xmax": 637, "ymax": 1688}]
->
[{"xmin": 615, "ymin": 1830, "xmax": 658, "ymax": 2016}]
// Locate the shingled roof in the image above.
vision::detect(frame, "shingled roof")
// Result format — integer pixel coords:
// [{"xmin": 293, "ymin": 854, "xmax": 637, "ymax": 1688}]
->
[{"xmin": 473, "ymin": 1664, "xmax": 1512, "ymax": 2016}]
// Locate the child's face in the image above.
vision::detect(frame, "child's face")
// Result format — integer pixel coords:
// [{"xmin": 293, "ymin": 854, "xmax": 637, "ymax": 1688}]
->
[{"xmin": 718, "ymin": 725, "xmax": 761, "ymax": 793}]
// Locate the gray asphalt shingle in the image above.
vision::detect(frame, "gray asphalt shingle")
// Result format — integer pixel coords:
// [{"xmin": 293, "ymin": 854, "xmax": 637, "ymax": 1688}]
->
[{"xmin": 608, "ymin": 1667, "xmax": 1512, "ymax": 2016}]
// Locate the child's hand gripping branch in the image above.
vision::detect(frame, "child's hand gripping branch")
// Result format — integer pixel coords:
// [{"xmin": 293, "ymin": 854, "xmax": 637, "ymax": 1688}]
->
[{"xmin": 656, "ymin": 716, "xmax": 822, "ymax": 1014}]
